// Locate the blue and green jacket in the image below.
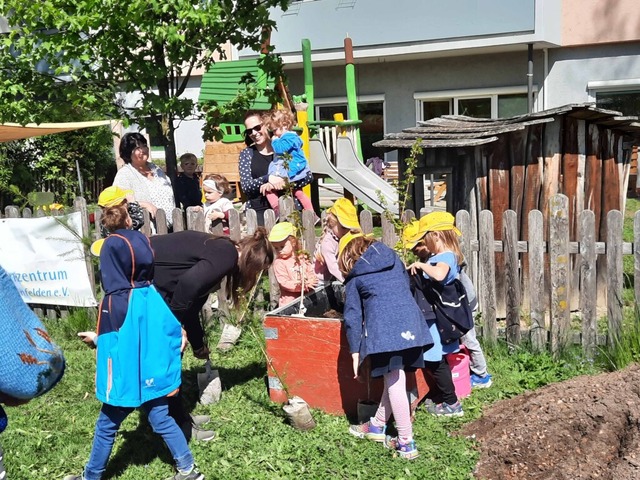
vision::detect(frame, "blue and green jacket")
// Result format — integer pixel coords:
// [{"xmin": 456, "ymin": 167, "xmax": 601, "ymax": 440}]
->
[{"xmin": 96, "ymin": 229, "xmax": 182, "ymax": 407}]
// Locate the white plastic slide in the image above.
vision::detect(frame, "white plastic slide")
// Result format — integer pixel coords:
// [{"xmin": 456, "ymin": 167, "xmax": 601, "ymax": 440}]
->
[{"xmin": 309, "ymin": 136, "xmax": 399, "ymax": 214}]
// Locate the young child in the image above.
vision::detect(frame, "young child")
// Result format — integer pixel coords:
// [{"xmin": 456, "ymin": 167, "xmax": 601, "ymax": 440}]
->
[
  {"xmin": 408, "ymin": 214, "xmax": 491, "ymax": 389},
  {"xmin": 202, "ymin": 173, "xmax": 234, "ymax": 235},
  {"xmin": 403, "ymin": 218, "xmax": 463, "ymax": 417},
  {"xmin": 340, "ymin": 233, "xmax": 433, "ymax": 460},
  {"xmin": 175, "ymin": 153, "xmax": 202, "ymax": 209},
  {"xmin": 263, "ymin": 109, "xmax": 314, "ymax": 216},
  {"xmin": 67, "ymin": 202, "xmax": 204, "ymax": 480},
  {"xmin": 268, "ymin": 222, "xmax": 319, "ymax": 308},
  {"xmin": 314, "ymin": 197, "xmax": 361, "ymax": 284},
  {"xmin": 96, "ymin": 186, "xmax": 144, "ymax": 239}
]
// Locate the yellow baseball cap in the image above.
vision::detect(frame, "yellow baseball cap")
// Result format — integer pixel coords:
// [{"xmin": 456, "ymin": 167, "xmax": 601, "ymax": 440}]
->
[
  {"xmin": 268, "ymin": 222, "xmax": 297, "ymax": 242},
  {"xmin": 98, "ymin": 186, "xmax": 133, "ymax": 208},
  {"xmin": 89, "ymin": 238, "xmax": 105, "ymax": 257},
  {"xmin": 338, "ymin": 231, "xmax": 365, "ymax": 256},
  {"xmin": 401, "ymin": 219, "xmax": 423, "ymax": 249},
  {"xmin": 327, "ymin": 198, "xmax": 360, "ymax": 230},
  {"xmin": 418, "ymin": 212, "xmax": 462, "ymax": 236}
]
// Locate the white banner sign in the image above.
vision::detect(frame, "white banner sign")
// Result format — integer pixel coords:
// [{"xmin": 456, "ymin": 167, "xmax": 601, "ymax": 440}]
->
[{"xmin": 0, "ymin": 211, "xmax": 97, "ymax": 307}]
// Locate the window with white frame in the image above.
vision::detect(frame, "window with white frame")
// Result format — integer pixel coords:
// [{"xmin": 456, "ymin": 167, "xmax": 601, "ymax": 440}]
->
[
  {"xmin": 315, "ymin": 96, "xmax": 385, "ymax": 162},
  {"xmin": 415, "ymin": 86, "xmax": 534, "ymax": 121},
  {"xmin": 589, "ymin": 80, "xmax": 640, "ymax": 117}
]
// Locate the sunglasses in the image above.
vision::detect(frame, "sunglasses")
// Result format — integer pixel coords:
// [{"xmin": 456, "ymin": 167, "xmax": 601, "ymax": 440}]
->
[{"xmin": 244, "ymin": 124, "xmax": 263, "ymax": 135}]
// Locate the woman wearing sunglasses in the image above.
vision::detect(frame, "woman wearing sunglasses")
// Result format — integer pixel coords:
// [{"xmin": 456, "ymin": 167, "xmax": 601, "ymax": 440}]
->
[{"xmin": 238, "ymin": 111, "xmax": 313, "ymax": 226}]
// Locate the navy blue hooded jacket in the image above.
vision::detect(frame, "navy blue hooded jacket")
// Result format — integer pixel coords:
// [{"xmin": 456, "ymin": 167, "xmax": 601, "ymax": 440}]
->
[{"xmin": 343, "ymin": 242, "xmax": 433, "ymax": 364}]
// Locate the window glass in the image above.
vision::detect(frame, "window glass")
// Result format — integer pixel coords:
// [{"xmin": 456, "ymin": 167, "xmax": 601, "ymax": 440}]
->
[
  {"xmin": 457, "ymin": 98, "xmax": 491, "ymax": 118},
  {"xmin": 423, "ymin": 100, "xmax": 451, "ymax": 121},
  {"xmin": 498, "ymin": 93, "xmax": 528, "ymax": 118},
  {"xmin": 596, "ymin": 90, "xmax": 640, "ymax": 116}
]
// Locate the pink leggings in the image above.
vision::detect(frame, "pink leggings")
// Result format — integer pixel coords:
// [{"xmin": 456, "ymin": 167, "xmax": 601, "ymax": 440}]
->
[
  {"xmin": 372, "ymin": 369, "xmax": 413, "ymax": 442},
  {"xmin": 266, "ymin": 189, "xmax": 314, "ymax": 213}
]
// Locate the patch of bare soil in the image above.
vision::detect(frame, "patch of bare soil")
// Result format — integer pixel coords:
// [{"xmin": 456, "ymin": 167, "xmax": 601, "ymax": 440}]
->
[{"xmin": 460, "ymin": 364, "xmax": 640, "ymax": 480}]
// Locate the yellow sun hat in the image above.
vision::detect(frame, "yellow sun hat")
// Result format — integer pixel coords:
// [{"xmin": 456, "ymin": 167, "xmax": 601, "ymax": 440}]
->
[
  {"xmin": 338, "ymin": 231, "xmax": 366, "ymax": 256},
  {"xmin": 401, "ymin": 219, "xmax": 423, "ymax": 249},
  {"xmin": 418, "ymin": 211, "xmax": 462, "ymax": 237},
  {"xmin": 327, "ymin": 198, "xmax": 361, "ymax": 230},
  {"xmin": 98, "ymin": 186, "xmax": 133, "ymax": 208},
  {"xmin": 89, "ymin": 238, "xmax": 105, "ymax": 257},
  {"xmin": 268, "ymin": 222, "xmax": 297, "ymax": 243}
]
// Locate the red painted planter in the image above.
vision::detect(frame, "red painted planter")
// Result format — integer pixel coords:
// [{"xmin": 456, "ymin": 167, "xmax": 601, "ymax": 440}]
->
[{"xmin": 264, "ymin": 285, "xmax": 429, "ymax": 417}]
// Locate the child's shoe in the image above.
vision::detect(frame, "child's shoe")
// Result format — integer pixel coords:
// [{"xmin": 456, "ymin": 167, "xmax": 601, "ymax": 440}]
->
[
  {"xmin": 426, "ymin": 401, "xmax": 464, "ymax": 417},
  {"xmin": 348, "ymin": 419, "xmax": 386, "ymax": 442},
  {"xmin": 165, "ymin": 466, "xmax": 205, "ymax": 480},
  {"xmin": 471, "ymin": 373, "xmax": 493, "ymax": 389},
  {"xmin": 384, "ymin": 436, "xmax": 419, "ymax": 460}
]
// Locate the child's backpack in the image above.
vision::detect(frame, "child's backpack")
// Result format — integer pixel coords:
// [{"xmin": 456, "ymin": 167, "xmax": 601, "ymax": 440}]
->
[
  {"xmin": 424, "ymin": 278, "xmax": 474, "ymax": 345},
  {"xmin": 0, "ymin": 265, "xmax": 65, "ymax": 400}
]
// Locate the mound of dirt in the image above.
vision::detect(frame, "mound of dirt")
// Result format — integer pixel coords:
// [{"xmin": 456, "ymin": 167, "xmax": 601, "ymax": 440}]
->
[{"xmin": 460, "ymin": 364, "xmax": 640, "ymax": 480}]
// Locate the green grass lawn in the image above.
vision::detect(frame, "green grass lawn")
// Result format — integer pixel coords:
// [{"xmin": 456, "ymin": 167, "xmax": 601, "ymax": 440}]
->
[{"xmin": 2, "ymin": 310, "xmax": 603, "ymax": 480}]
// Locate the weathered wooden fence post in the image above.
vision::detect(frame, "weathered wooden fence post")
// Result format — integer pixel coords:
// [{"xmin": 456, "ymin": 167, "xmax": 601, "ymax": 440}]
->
[
  {"xmin": 479, "ymin": 210, "xmax": 497, "ymax": 344},
  {"xmin": 503, "ymin": 209, "xmax": 521, "ymax": 345},
  {"xmin": 579, "ymin": 209, "xmax": 597, "ymax": 357},
  {"xmin": 606, "ymin": 209, "xmax": 623, "ymax": 346},
  {"xmin": 549, "ymin": 194, "xmax": 570, "ymax": 356},
  {"xmin": 528, "ymin": 210, "xmax": 546, "ymax": 351},
  {"xmin": 359, "ymin": 210, "xmax": 373, "ymax": 235}
]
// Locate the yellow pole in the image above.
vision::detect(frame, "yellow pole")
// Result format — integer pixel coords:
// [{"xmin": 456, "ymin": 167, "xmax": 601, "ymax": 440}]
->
[{"xmin": 297, "ymin": 109, "xmax": 312, "ymax": 201}]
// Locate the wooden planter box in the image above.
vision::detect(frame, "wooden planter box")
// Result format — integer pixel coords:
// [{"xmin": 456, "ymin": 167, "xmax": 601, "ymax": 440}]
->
[{"xmin": 263, "ymin": 284, "xmax": 429, "ymax": 418}]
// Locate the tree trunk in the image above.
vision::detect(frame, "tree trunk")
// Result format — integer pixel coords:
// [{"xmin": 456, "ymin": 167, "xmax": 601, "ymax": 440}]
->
[{"xmin": 164, "ymin": 116, "xmax": 179, "ymax": 208}]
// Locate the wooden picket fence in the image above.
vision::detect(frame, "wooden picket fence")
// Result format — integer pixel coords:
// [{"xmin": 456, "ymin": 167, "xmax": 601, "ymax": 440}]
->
[{"xmin": 3, "ymin": 193, "xmax": 637, "ymax": 356}]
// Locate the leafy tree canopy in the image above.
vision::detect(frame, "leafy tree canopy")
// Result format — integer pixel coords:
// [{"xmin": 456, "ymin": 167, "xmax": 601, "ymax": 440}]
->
[{"xmin": 0, "ymin": 0, "xmax": 288, "ymax": 180}]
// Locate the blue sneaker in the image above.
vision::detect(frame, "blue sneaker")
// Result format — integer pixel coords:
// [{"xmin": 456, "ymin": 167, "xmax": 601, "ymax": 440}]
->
[
  {"xmin": 384, "ymin": 436, "xmax": 419, "ymax": 460},
  {"xmin": 348, "ymin": 419, "xmax": 386, "ymax": 442},
  {"xmin": 426, "ymin": 401, "xmax": 464, "ymax": 417},
  {"xmin": 471, "ymin": 373, "xmax": 493, "ymax": 389}
]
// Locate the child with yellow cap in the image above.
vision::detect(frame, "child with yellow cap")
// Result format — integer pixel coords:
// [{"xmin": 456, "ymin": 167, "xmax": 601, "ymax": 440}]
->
[
  {"xmin": 96, "ymin": 186, "xmax": 144, "ymax": 238},
  {"xmin": 338, "ymin": 232, "xmax": 433, "ymax": 460},
  {"xmin": 268, "ymin": 222, "xmax": 319, "ymax": 307},
  {"xmin": 314, "ymin": 198, "xmax": 361, "ymax": 284}
]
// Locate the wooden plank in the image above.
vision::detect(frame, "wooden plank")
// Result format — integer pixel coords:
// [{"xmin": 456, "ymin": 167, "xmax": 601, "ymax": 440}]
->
[
  {"xmin": 503, "ymin": 210, "xmax": 521, "ymax": 345},
  {"xmin": 478, "ymin": 210, "xmax": 497, "ymax": 344},
  {"xmin": 301, "ymin": 210, "xmax": 316, "ymax": 255},
  {"xmin": 562, "ymin": 116, "xmax": 580, "ymax": 311},
  {"xmin": 381, "ymin": 215, "xmax": 397, "ymax": 248},
  {"xmin": 549, "ymin": 194, "xmax": 570, "ymax": 356},
  {"xmin": 488, "ymin": 135, "xmax": 510, "ymax": 318},
  {"xmin": 245, "ymin": 209, "xmax": 258, "ymax": 235},
  {"xmin": 73, "ymin": 197, "xmax": 95, "ymax": 293},
  {"xmin": 22, "ymin": 208, "xmax": 32, "ymax": 218},
  {"xmin": 606, "ymin": 210, "xmax": 623, "ymax": 346},
  {"xmin": 456, "ymin": 210, "xmax": 473, "ymax": 284},
  {"xmin": 264, "ymin": 210, "xmax": 279, "ymax": 308},
  {"xmin": 579, "ymin": 210, "xmax": 597, "ymax": 358},
  {"xmin": 172, "ymin": 209, "xmax": 185, "ymax": 232},
  {"xmin": 186, "ymin": 207, "xmax": 205, "ymax": 233},
  {"xmin": 508, "ymin": 129, "xmax": 527, "ymax": 310},
  {"xmin": 528, "ymin": 210, "xmax": 546, "ymax": 351},
  {"xmin": 359, "ymin": 210, "xmax": 373, "ymax": 235},
  {"xmin": 228, "ymin": 209, "xmax": 241, "ymax": 242},
  {"xmin": 5, "ymin": 206, "xmax": 19, "ymax": 217},
  {"xmin": 155, "ymin": 209, "xmax": 168, "ymax": 234}
]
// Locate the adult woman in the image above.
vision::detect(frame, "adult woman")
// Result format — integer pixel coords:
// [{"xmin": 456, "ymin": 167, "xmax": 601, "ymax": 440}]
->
[
  {"xmin": 150, "ymin": 227, "xmax": 275, "ymax": 358},
  {"xmin": 238, "ymin": 111, "xmax": 313, "ymax": 226},
  {"xmin": 150, "ymin": 228, "xmax": 274, "ymax": 440},
  {"xmin": 113, "ymin": 132, "xmax": 176, "ymax": 229}
]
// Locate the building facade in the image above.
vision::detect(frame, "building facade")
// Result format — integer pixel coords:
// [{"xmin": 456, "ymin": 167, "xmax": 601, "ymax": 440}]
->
[{"xmin": 237, "ymin": 0, "xmax": 640, "ymax": 163}]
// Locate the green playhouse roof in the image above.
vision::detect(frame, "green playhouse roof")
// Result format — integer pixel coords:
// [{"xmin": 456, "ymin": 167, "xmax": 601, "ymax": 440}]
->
[{"xmin": 198, "ymin": 58, "xmax": 273, "ymax": 110}]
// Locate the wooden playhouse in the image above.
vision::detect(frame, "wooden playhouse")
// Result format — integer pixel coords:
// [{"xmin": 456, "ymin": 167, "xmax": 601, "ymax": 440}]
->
[{"xmin": 374, "ymin": 104, "xmax": 640, "ymax": 315}]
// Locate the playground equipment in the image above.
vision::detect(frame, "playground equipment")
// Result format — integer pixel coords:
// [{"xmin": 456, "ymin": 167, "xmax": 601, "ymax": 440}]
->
[
  {"xmin": 198, "ymin": 39, "xmax": 399, "ymax": 213},
  {"xmin": 304, "ymin": 37, "xmax": 399, "ymax": 214}
]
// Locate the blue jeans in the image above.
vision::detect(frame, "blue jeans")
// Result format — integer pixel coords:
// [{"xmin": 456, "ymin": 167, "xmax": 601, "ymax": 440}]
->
[{"xmin": 84, "ymin": 397, "xmax": 193, "ymax": 480}]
